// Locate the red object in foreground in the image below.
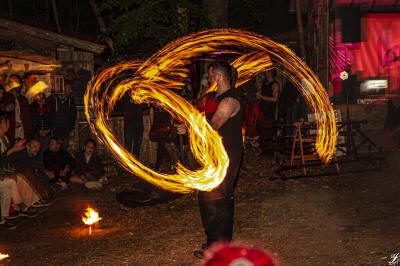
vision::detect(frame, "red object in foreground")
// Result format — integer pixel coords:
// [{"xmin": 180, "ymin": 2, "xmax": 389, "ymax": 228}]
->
[{"xmin": 203, "ymin": 244, "xmax": 275, "ymax": 266}]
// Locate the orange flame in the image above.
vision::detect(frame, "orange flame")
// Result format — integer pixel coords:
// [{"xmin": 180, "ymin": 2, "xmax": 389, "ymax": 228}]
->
[
  {"xmin": 37, "ymin": 64, "xmax": 61, "ymax": 68},
  {"xmin": 82, "ymin": 207, "xmax": 101, "ymax": 225},
  {"xmin": 85, "ymin": 29, "xmax": 337, "ymax": 193},
  {"xmin": 0, "ymin": 253, "xmax": 9, "ymax": 260}
]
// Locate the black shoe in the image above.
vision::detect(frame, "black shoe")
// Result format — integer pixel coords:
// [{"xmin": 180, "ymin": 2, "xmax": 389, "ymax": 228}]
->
[
  {"xmin": 194, "ymin": 249, "xmax": 205, "ymax": 259},
  {"xmin": 19, "ymin": 208, "xmax": 39, "ymax": 218},
  {"xmin": 32, "ymin": 200, "xmax": 52, "ymax": 208},
  {"xmin": 6, "ymin": 211, "xmax": 20, "ymax": 220},
  {"xmin": 0, "ymin": 220, "xmax": 18, "ymax": 230}
]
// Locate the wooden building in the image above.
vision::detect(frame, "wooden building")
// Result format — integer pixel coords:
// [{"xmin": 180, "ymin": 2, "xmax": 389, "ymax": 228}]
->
[{"xmin": 0, "ymin": 17, "xmax": 110, "ymax": 154}]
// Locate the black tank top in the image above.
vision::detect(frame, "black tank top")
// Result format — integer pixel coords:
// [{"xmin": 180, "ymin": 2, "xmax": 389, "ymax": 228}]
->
[
  {"xmin": 260, "ymin": 80, "xmax": 277, "ymax": 116},
  {"xmin": 215, "ymin": 89, "xmax": 243, "ymax": 159}
]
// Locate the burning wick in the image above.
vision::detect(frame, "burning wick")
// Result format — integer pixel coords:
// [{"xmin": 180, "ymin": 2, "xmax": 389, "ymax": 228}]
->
[
  {"xmin": 0, "ymin": 253, "xmax": 9, "ymax": 260},
  {"xmin": 82, "ymin": 207, "xmax": 101, "ymax": 236}
]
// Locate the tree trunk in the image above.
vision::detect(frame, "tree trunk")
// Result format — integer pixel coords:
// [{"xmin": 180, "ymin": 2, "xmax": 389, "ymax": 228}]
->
[
  {"xmin": 203, "ymin": 0, "xmax": 229, "ymax": 28},
  {"xmin": 296, "ymin": 0, "xmax": 306, "ymax": 61},
  {"xmin": 32, "ymin": 0, "xmax": 39, "ymax": 21},
  {"xmin": 88, "ymin": 0, "xmax": 114, "ymax": 53},
  {"xmin": 69, "ymin": 0, "xmax": 74, "ymax": 31},
  {"xmin": 75, "ymin": 0, "xmax": 80, "ymax": 34},
  {"xmin": 45, "ymin": 0, "xmax": 50, "ymax": 23},
  {"xmin": 8, "ymin": 0, "xmax": 13, "ymax": 15},
  {"xmin": 51, "ymin": 0, "xmax": 63, "ymax": 34}
]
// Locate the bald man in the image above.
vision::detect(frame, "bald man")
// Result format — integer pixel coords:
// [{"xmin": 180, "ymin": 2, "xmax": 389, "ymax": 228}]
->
[{"xmin": 7, "ymin": 139, "xmax": 42, "ymax": 172}]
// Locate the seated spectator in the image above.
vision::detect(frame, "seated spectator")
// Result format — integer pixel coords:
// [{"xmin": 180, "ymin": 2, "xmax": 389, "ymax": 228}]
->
[
  {"xmin": 71, "ymin": 139, "xmax": 105, "ymax": 188},
  {"xmin": 7, "ymin": 138, "xmax": 42, "ymax": 171},
  {"xmin": 31, "ymin": 92, "xmax": 51, "ymax": 157},
  {"xmin": 0, "ymin": 178, "xmax": 14, "ymax": 229},
  {"xmin": 0, "ymin": 174, "xmax": 38, "ymax": 230},
  {"xmin": 43, "ymin": 137, "xmax": 75, "ymax": 185},
  {"xmin": 7, "ymin": 139, "xmax": 56, "ymax": 202},
  {"xmin": 0, "ymin": 112, "xmax": 43, "ymax": 225}
]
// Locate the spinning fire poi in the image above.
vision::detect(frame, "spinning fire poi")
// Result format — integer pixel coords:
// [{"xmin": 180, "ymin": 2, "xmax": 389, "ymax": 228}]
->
[{"xmin": 84, "ymin": 29, "xmax": 337, "ymax": 193}]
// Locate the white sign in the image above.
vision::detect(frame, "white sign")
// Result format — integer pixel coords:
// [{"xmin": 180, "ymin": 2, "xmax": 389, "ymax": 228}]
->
[{"xmin": 360, "ymin": 79, "xmax": 388, "ymax": 94}]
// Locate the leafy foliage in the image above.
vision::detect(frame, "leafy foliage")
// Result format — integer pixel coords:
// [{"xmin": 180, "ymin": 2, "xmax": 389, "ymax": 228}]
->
[{"xmin": 98, "ymin": 0, "xmax": 209, "ymax": 56}]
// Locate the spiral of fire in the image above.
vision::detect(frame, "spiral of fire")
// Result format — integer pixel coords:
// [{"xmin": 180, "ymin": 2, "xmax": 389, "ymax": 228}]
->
[{"xmin": 85, "ymin": 29, "xmax": 337, "ymax": 193}]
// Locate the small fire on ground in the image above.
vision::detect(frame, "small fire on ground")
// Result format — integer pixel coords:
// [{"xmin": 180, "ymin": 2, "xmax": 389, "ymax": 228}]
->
[
  {"xmin": 0, "ymin": 253, "xmax": 9, "ymax": 260},
  {"xmin": 82, "ymin": 207, "xmax": 101, "ymax": 225}
]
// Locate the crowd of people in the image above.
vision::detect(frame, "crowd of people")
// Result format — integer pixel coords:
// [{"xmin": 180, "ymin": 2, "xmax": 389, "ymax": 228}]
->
[
  {"xmin": 0, "ymin": 64, "xmax": 307, "ymax": 247},
  {"xmin": 0, "ymin": 73, "xmax": 105, "ymax": 230}
]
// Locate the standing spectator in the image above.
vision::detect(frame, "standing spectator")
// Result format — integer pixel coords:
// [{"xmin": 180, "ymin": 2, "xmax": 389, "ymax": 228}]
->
[
  {"xmin": 0, "ymin": 84, "xmax": 6, "ymax": 110},
  {"xmin": 23, "ymin": 72, "xmax": 38, "ymax": 95},
  {"xmin": 256, "ymin": 69, "xmax": 281, "ymax": 155},
  {"xmin": 122, "ymin": 93, "xmax": 145, "ymax": 157},
  {"xmin": 47, "ymin": 81, "xmax": 76, "ymax": 149},
  {"xmin": 0, "ymin": 73, "xmax": 7, "ymax": 87},
  {"xmin": 31, "ymin": 92, "xmax": 51, "ymax": 157},
  {"xmin": 379, "ymin": 97, "xmax": 400, "ymax": 151},
  {"xmin": 65, "ymin": 81, "xmax": 77, "ymax": 138},
  {"xmin": 8, "ymin": 74, "xmax": 34, "ymax": 140},
  {"xmin": 2, "ymin": 92, "xmax": 16, "ymax": 145},
  {"xmin": 198, "ymin": 63, "xmax": 210, "ymax": 100},
  {"xmin": 149, "ymin": 104, "xmax": 178, "ymax": 172}
]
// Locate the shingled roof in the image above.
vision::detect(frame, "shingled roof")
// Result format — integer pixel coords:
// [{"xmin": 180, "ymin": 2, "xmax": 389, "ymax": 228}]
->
[{"xmin": 0, "ymin": 17, "xmax": 105, "ymax": 54}]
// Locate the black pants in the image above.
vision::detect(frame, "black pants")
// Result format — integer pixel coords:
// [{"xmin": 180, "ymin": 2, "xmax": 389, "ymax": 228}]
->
[
  {"xmin": 198, "ymin": 150, "xmax": 241, "ymax": 246},
  {"xmin": 124, "ymin": 120, "xmax": 144, "ymax": 157},
  {"xmin": 258, "ymin": 124, "xmax": 276, "ymax": 154}
]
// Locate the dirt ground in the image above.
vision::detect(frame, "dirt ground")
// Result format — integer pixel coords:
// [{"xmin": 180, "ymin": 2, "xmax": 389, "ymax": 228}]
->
[{"xmin": 0, "ymin": 150, "xmax": 399, "ymax": 266}]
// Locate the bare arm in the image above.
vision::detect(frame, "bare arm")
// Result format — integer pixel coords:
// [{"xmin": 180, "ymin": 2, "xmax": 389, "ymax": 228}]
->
[
  {"xmin": 6, "ymin": 139, "xmax": 26, "ymax": 156},
  {"xmin": 257, "ymin": 82, "xmax": 280, "ymax": 102},
  {"xmin": 149, "ymin": 107, "xmax": 154, "ymax": 126},
  {"xmin": 210, "ymin": 97, "xmax": 240, "ymax": 130}
]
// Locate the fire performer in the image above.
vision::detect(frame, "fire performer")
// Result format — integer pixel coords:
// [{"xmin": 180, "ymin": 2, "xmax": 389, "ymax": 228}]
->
[{"xmin": 189, "ymin": 61, "xmax": 243, "ymax": 259}]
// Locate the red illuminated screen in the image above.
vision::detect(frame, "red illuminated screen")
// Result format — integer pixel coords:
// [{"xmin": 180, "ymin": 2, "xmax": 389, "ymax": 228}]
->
[{"xmin": 353, "ymin": 13, "xmax": 400, "ymax": 93}]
